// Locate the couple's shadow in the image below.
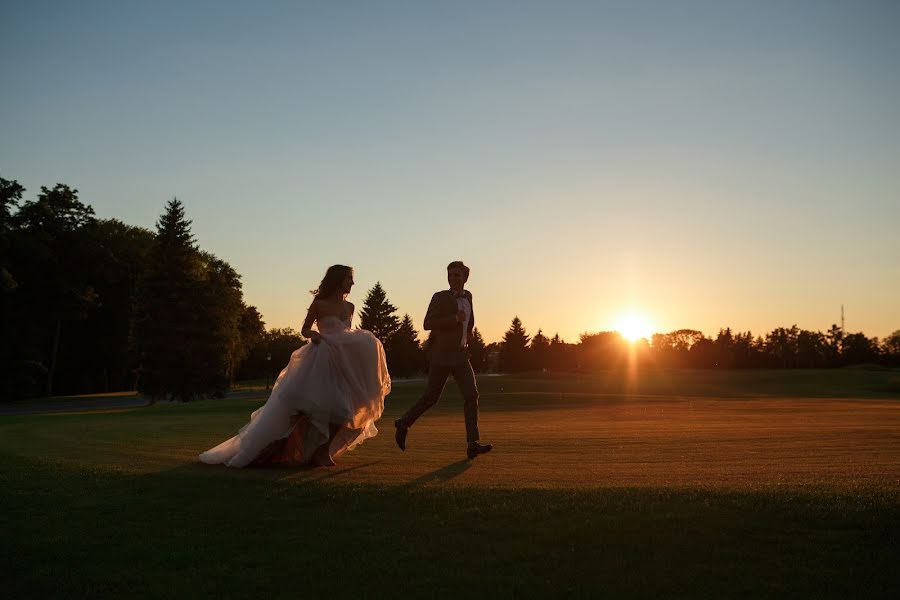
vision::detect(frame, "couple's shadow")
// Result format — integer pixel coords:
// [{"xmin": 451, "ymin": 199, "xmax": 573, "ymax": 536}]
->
[
  {"xmin": 274, "ymin": 458, "xmax": 472, "ymax": 488},
  {"xmin": 401, "ymin": 459, "xmax": 471, "ymax": 488}
]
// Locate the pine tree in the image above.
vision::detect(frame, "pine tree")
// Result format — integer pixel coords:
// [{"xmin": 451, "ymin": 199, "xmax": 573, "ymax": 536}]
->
[
  {"xmin": 548, "ymin": 333, "xmax": 568, "ymax": 371},
  {"xmin": 387, "ymin": 314, "xmax": 423, "ymax": 378},
  {"xmin": 530, "ymin": 328, "xmax": 550, "ymax": 371},
  {"xmin": 358, "ymin": 282, "xmax": 400, "ymax": 343},
  {"xmin": 133, "ymin": 198, "xmax": 207, "ymax": 401},
  {"xmin": 468, "ymin": 327, "xmax": 488, "ymax": 373},
  {"xmin": 500, "ymin": 316, "xmax": 531, "ymax": 373}
]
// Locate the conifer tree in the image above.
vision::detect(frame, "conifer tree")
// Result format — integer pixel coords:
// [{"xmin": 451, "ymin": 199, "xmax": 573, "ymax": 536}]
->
[
  {"xmin": 387, "ymin": 314, "xmax": 423, "ymax": 378},
  {"xmin": 133, "ymin": 198, "xmax": 206, "ymax": 401},
  {"xmin": 358, "ymin": 282, "xmax": 400, "ymax": 343},
  {"xmin": 500, "ymin": 316, "xmax": 531, "ymax": 373},
  {"xmin": 530, "ymin": 329, "xmax": 550, "ymax": 371},
  {"xmin": 468, "ymin": 327, "xmax": 488, "ymax": 373}
]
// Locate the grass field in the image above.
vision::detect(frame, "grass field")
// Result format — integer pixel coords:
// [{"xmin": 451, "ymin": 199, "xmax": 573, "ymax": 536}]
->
[{"xmin": 3, "ymin": 371, "xmax": 899, "ymax": 597}]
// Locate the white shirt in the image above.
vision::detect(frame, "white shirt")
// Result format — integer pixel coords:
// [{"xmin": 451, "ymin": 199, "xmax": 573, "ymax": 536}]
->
[{"xmin": 455, "ymin": 292, "xmax": 471, "ymax": 347}]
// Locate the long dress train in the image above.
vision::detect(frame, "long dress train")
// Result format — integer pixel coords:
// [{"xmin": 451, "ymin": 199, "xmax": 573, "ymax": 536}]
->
[{"xmin": 199, "ymin": 316, "xmax": 390, "ymax": 467}]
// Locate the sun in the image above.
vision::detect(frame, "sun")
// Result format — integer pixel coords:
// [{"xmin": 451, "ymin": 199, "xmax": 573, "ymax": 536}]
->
[{"xmin": 613, "ymin": 312, "xmax": 653, "ymax": 342}]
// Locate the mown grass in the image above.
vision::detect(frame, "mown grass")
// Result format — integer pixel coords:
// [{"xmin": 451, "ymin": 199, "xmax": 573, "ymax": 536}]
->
[{"xmin": 2, "ymin": 373, "xmax": 899, "ymax": 598}]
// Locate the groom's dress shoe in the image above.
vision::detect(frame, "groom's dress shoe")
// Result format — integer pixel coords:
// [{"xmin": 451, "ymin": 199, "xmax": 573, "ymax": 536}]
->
[
  {"xmin": 394, "ymin": 420, "xmax": 408, "ymax": 451},
  {"xmin": 466, "ymin": 442, "xmax": 493, "ymax": 460}
]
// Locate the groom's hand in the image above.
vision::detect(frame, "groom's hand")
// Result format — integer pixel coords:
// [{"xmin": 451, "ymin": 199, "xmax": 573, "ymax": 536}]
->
[{"xmin": 309, "ymin": 331, "xmax": 322, "ymax": 344}]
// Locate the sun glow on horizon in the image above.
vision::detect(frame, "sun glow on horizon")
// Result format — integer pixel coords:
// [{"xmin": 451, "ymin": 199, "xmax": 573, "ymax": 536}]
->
[{"xmin": 613, "ymin": 312, "xmax": 654, "ymax": 342}]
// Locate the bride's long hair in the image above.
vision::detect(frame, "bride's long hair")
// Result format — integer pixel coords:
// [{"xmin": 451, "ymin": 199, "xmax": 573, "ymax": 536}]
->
[{"xmin": 311, "ymin": 265, "xmax": 353, "ymax": 299}]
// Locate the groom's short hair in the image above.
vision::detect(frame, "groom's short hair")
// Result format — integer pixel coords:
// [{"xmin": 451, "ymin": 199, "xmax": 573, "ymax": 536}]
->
[{"xmin": 447, "ymin": 261, "xmax": 470, "ymax": 278}]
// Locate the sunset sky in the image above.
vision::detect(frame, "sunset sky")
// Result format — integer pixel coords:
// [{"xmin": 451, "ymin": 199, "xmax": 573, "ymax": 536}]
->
[{"xmin": 2, "ymin": 1, "xmax": 898, "ymax": 343}]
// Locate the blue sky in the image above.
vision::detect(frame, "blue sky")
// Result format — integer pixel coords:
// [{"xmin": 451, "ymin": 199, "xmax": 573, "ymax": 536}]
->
[{"xmin": 2, "ymin": 0, "xmax": 898, "ymax": 342}]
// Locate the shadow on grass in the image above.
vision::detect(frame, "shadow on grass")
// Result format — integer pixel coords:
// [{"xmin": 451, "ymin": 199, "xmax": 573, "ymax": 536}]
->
[
  {"xmin": 180, "ymin": 458, "xmax": 387, "ymax": 486},
  {"xmin": 401, "ymin": 459, "xmax": 472, "ymax": 488},
  {"xmin": 279, "ymin": 460, "xmax": 384, "ymax": 483},
  {"xmin": 189, "ymin": 457, "xmax": 471, "ymax": 488}
]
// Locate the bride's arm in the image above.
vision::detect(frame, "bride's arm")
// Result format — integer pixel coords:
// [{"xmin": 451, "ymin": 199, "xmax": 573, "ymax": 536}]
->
[{"xmin": 301, "ymin": 301, "xmax": 322, "ymax": 344}]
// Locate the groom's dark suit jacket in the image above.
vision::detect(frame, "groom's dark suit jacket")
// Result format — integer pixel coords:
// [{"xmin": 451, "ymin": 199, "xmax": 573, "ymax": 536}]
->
[{"xmin": 423, "ymin": 289, "xmax": 474, "ymax": 367}]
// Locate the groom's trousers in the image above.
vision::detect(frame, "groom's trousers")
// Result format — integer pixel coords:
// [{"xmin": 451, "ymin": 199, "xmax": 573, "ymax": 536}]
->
[{"xmin": 398, "ymin": 360, "xmax": 480, "ymax": 444}]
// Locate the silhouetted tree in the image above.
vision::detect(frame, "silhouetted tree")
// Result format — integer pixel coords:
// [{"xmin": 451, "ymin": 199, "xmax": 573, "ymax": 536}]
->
[
  {"xmin": 766, "ymin": 326, "xmax": 800, "ymax": 368},
  {"xmin": 0, "ymin": 177, "xmax": 25, "ymax": 293},
  {"xmin": 197, "ymin": 252, "xmax": 246, "ymax": 392},
  {"xmin": 237, "ymin": 305, "xmax": 266, "ymax": 376},
  {"xmin": 9, "ymin": 184, "xmax": 98, "ymax": 396},
  {"xmin": 578, "ymin": 331, "xmax": 626, "ymax": 370},
  {"xmin": 729, "ymin": 331, "xmax": 761, "ymax": 368},
  {"xmin": 132, "ymin": 198, "xmax": 209, "ymax": 401},
  {"xmin": 468, "ymin": 327, "xmax": 487, "ymax": 373},
  {"xmin": 825, "ymin": 324, "xmax": 843, "ymax": 367},
  {"xmin": 358, "ymin": 282, "xmax": 400, "ymax": 344},
  {"xmin": 485, "ymin": 342, "xmax": 501, "ymax": 372},
  {"xmin": 883, "ymin": 330, "xmax": 900, "ymax": 367},
  {"xmin": 387, "ymin": 314, "xmax": 423, "ymax": 378},
  {"xmin": 796, "ymin": 329, "xmax": 827, "ymax": 368},
  {"xmin": 713, "ymin": 328, "xmax": 736, "ymax": 368},
  {"xmin": 530, "ymin": 329, "xmax": 550, "ymax": 371},
  {"xmin": 238, "ymin": 327, "xmax": 305, "ymax": 381},
  {"xmin": 841, "ymin": 332, "xmax": 878, "ymax": 365},
  {"xmin": 1, "ymin": 177, "xmax": 30, "ymax": 399},
  {"xmin": 689, "ymin": 336, "xmax": 716, "ymax": 368},
  {"xmin": 547, "ymin": 333, "xmax": 572, "ymax": 371},
  {"xmin": 500, "ymin": 317, "xmax": 530, "ymax": 372},
  {"xmin": 67, "ymin": 219, "xmax": 154, "ymax": 392}
]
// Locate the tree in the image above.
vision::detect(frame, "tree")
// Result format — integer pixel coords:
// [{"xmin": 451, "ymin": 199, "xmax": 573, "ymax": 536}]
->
[
  {"xmin": 578, "ymin": 331, "xmax": 626, "ymax": 370},
  {"xmin": 387, "ymin": 314, "xmax": 423, "ymax": 378},
  {"xmin": 64, "ymin": 219, "xmax": 154, "ymax": 393},
  {"xmin": 237, "ymin": 305, "xmax": 266, "ymax": 375},
  {"xmin": 500, "ymin": 316, "xmax": 530, "ymax": 372},
  {"xmin": 530, "ymin": 329, "xmax": 550, "ymax": 371},
  {"xmin": 132, "ymin": 198, "xmax": 208, "ymax": 401},
  {"xmin": 0, "ymin": 177, "xmax": 25, "ymax": 293},
  {"xmin": 9, "ymin": 184, "xmax": 98, "ymax": 396},
  {"xmin": 825, "ymin": 324, "xmax": 843, "ymax": 367},
  {"xmin": 196, "ymin": 252, "xmax": 246, "ymax": 392},
  {"xmin": 841, "ymin": 332, "xmax": 878, "ymax": 365},
  {"xmin": 883, "ymin": 330, "xmax": 900, "ymax": 366},
  {"xmin": 709, "ymin": 328, "xmax": 734, "ymax": 368},
  {"xmin": 468, "ymin": 327, "xmax": 487, "ymax": 373},
  {"xmin": 237, "ymin": 327, "xmax": 305, "ymax": 382},
  {"xmin": 358, "ymin": 282, "xmax": 400, "ymax": 344},
  {"xmin": 796, "ymin": 329, "xmax": 826, "ymax": 368},
  {"xmin": 766, "ymin": 326, "xmax": 800, "ymax": 368},
  {"xmin": 547, "ymin": 333, "xmax": 571, "ymax": 371}
]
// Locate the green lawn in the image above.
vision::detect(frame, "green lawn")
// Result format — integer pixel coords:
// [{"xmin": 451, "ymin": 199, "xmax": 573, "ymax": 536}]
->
[{"xmin": 3, "ymin": 373, "xmax": 899, "ymax": 597}]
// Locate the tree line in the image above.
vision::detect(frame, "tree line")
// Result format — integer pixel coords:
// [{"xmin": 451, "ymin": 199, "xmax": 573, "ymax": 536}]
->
[
  {"xmin": 495, "ymin": 319, "xmax": 900, "ymax": 373},
  {"xmin": 2, "ymin": 175, "xmax": 897, "ymax": 401},
  {"xmin": 1, "ymin": 176, "xmax": 266, "ymax": 401}
]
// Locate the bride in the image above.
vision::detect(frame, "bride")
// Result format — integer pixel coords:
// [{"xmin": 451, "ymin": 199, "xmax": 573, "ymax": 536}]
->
[{"xmin": 199, "ymin": 265, "xmax": 391, "ymax": 468}]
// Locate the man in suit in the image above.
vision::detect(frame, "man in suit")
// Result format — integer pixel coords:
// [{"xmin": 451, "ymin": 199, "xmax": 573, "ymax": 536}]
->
[{"xmin": 395, "ymin": 261, "xmax": 493, "ymax": 459}]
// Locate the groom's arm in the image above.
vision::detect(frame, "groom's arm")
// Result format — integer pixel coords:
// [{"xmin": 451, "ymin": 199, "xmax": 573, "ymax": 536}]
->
[{"xmin": 423, "ymin": 293, "xmax": 457, "ymax": 331}]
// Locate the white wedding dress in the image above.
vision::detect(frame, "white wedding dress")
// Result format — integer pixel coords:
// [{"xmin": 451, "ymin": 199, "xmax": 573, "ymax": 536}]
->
[{"xmin": 199, "ymin": 315, "xmax": 391, "ymax": 467}]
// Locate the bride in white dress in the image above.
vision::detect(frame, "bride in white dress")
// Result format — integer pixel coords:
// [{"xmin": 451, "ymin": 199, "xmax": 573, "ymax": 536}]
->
[{"xmin": 199, "ymin": 265, "xmax": 391, "ymax": 468}]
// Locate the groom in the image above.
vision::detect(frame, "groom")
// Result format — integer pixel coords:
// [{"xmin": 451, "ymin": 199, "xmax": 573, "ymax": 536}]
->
[{"xmin": 395, "ymin": 261, "xmax": 493, "ymax": 459}]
